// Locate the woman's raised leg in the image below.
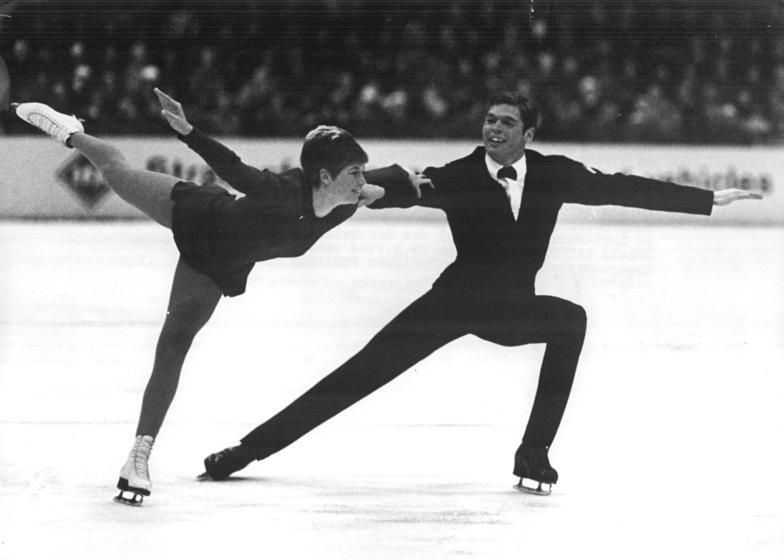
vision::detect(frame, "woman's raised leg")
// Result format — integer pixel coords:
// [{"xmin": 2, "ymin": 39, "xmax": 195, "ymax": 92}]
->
[
  {"xmin": 68, "ymin": 132, "xmax": 178, "ymax": 228},
  {"xmin": 13, "ymin": 103, "xmax": 180, "ymax": 228}
]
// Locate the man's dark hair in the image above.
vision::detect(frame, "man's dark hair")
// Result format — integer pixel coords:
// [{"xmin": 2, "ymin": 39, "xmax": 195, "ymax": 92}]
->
[
  {"xmin": 300, "ymin": 125, "xmax": 368, "ymax": 188},
  {"xmin": 486, "ymin": 92, "xmax": 539, "ymax": 131}
]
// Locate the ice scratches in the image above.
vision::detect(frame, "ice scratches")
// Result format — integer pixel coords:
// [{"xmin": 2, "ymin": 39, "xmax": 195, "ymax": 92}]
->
[
  {"xmin": 302, "ymin": 478, "xmax": 555, "ymax": 525},
  {"xmin": 311, "ymin": 503, "xmax": 507, "ymax": 526},
  {"xmin": 379, "ymin": 510, "xmax": 501, "ymax": 525},
  {"xmin": 21, "ymin": 468, "xmax": 59, "ymax": 494}
]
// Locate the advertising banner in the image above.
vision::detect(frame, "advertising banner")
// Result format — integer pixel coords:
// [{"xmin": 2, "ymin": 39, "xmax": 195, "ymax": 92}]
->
[{"xmin": 0, "ymin": 137, "xmax": 779, "ymax": 225}]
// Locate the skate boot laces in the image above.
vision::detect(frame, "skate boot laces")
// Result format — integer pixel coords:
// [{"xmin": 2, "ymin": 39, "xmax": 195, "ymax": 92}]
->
[
  {"xmin": 133, "ymin": 435, "xmax": 154, "ymax": 479},
  {"xmin": 114, "ymin": 435, "xmax": 155, "ymax": 505}
]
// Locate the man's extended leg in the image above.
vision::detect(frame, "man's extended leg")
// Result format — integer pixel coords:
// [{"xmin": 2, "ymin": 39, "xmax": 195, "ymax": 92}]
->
[{"xmin": 203, "ymin": 288, "xmax": 469, "ymax": 479}]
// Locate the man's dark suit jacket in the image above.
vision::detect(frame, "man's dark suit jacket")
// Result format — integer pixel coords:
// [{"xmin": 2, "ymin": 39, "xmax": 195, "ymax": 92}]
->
[{"xmin": 373, "ymin": 147, "xmax": 714, "ymax": 297}]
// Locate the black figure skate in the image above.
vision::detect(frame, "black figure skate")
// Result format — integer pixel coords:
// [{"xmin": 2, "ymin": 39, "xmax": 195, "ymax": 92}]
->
[
  {"xmin": 199, "ymin": 444, "xmax": 255, "ymax": 481},
  {"xmin": 513, "ymin": 445, "xmax": 558, "ymax": 496}
]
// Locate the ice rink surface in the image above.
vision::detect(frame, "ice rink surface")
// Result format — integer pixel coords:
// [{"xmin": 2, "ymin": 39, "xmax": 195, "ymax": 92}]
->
[{"xmin": 1, "ymin": 216, "xmax": 783, "ymax": 559}]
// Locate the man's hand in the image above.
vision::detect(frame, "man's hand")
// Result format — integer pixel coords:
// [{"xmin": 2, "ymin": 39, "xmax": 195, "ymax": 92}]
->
[
  {"xmin": 154, "ymin": 87, "xmax": 194, "ymax": 136},
  {"xmin": 713, "ymin": 188, "xmax": 763, "ymax": 206},
  {"xmin": 402, "ymin": 166, "xmax": 433, "ymax": 199}
]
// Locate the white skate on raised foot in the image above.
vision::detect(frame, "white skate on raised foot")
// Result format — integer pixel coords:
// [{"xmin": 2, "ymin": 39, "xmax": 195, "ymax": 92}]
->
[
  {"xmin": 12, "ymin": 102, "xmax": 83, "ymax": 146},
  {"xmin": 114, "ymin": 435, "xmax": 154, "ymax": 506},
  {"xmin": 514, "ymin": 478, "xmax": 553, "ymax": 496}
]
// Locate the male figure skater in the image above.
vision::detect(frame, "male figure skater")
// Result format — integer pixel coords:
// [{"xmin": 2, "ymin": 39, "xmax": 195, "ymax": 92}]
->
[{"xmin": 202, "ymin": 91, "xmax": 759, "ymax": 495}]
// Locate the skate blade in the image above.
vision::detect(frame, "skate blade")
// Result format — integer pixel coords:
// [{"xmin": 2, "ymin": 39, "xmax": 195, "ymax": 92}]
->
[
  {"xmin": 514, "ymin": 478, "xmax": 553, "ymax": 496},
  {"xmin": 114, "ymin": 490, "xmax": 144, "ymax": 506}
]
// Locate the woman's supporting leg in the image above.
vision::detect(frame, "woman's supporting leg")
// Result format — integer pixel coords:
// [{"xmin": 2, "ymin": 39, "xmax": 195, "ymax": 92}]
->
[
  {"xmin": 135, "ymin": 257, "xmax": 222, "ymax": 437},
  {"xmin": 68, "ymin": 132, "xmax": 179, "ymax": 228},
  {"xmin": 70, "ymin": 132, "xmax": 221, "ymax": 432}
]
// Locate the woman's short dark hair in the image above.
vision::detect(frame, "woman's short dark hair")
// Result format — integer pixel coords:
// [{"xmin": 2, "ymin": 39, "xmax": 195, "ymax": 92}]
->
[
  {"xmin": 486, "ymin": 92, "xmax": 539, "ymax": 131},
  {"xmin": 300, "ymin": 125, "xmax": 368, "ymax": 188}
]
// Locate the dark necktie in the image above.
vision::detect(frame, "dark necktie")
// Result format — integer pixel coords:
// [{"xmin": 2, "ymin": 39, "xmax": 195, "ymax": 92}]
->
[
  {"xmin": 497, "ymin": 165, "xmax": 521, "ymax": 219},
  {"xmin": 497, "ymin": 166, "xmax": 517, "ymax": 181}
]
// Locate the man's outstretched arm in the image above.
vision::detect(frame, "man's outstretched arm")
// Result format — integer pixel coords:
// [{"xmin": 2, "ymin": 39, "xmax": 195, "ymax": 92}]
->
[
  {"xmin": 362, "ymin": 164, "xmax": 438, "ymax": 209},
  {"xmin": 560, "ymin": 156, "xmax": 762, "ymax": 214}
]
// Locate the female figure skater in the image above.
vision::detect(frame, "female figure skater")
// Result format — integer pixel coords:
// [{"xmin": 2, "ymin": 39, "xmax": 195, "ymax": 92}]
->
[{"xmin": 13, "ymin": 90, "xmax": 420, "ymax": 505}]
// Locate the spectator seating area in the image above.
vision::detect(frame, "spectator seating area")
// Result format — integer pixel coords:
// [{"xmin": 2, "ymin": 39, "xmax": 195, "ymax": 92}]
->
[{"xmin": 1, "ymin": 0, "xmax": 783, "ymax": 143}]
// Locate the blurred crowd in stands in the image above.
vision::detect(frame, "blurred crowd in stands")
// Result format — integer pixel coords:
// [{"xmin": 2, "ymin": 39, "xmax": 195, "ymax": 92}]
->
[{"xmin": 1, "ymin": 0, "xmax": 783, "ymax": 144}]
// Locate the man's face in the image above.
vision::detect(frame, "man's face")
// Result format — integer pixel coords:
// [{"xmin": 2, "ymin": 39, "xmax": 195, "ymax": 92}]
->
[{"xmin": 482, "ymin": 103, "xmax": 531, "ymax": 165}]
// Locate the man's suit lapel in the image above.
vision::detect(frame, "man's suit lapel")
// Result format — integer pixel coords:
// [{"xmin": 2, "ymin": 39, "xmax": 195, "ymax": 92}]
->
[
  {"xmin": 466, "ymin": 150, "xmax": 518, "ymax": 222},
  {"xmin": 519, "ymin": 150, "xmax": 548, "ymax": 213}
]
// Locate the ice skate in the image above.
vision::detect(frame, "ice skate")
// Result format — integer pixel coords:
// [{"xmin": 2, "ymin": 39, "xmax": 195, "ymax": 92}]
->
[
  {"xmin": 199, "ymin": 444, "xmax": 255, "ymax": 481},
  {"xmin": 513, "ymin": 444, "xmax": 557, "ymax": 496},
  {"xmin": 12, "ymin": 102, "xmax": 84, "ymax": 146},
  {"xmin": 114, "ymin": 435, "xmax": 154, "ymax": 506}
]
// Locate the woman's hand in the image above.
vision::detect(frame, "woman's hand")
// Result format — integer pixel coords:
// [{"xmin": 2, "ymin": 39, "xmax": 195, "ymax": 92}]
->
[
  {"xmin": 154, "ymin": 87, "xmax": 194, "ymax": 136},
  {"xmin": 358, "ymin": 184, "xmax": 385, "ymax": 206}
]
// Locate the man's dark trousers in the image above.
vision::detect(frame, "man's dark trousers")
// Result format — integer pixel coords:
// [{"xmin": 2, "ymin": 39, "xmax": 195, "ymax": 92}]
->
[{"xmin": 240, "ymin": 285, "xmax": 587, "ymax": 460}]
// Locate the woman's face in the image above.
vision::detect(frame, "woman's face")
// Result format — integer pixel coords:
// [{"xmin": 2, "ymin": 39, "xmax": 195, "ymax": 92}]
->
[{"xmin": 322, "ymin": 162, "xmax": 366, "ymax": 205}]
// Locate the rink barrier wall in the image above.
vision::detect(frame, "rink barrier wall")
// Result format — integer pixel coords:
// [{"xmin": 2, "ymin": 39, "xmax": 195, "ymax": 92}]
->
[{"xmin": 0, "ymin": 136, "xmax": 780, "ymax": 225}]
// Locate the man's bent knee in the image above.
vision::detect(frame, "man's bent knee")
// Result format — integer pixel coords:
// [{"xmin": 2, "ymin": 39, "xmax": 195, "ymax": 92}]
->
[
  {"xmin": 559, "ymin": 301, "xmax": 587, "ymax": 342},
  {"xmin": 567, "ymin": 302, "xmax": 587, "ymax": 331}
]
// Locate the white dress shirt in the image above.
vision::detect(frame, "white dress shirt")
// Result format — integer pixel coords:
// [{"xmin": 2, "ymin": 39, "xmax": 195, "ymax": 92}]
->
[{"xmin": 485, "ymin": 153, "xmax": 527, "ymax": 220}]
